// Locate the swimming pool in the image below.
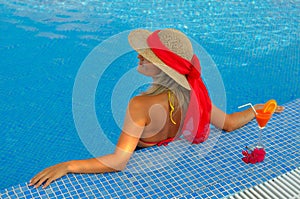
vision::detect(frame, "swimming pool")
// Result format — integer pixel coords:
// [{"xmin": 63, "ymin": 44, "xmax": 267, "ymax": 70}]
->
[{"xmin": 0, "ymin": 0, "xmax": 299, "ymax": 191}]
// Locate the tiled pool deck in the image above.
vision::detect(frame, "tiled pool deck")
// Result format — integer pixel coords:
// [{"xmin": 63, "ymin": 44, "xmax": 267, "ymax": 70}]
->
[{"xmin": 1, "ymin": 99, "xmax": 299, "ymax": 199}]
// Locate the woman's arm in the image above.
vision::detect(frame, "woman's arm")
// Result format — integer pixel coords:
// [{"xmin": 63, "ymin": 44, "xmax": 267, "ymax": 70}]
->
[
  {"xmin": 211, "ymin": 104, "xmax": 284, "ymax": 132},
  {"xmin": 211, "ymin": 104, "xmax": 255, "ymax": 132},
  {"xmin": 30, "ymin": 97, "xmax": 146, "ymax": 188}
]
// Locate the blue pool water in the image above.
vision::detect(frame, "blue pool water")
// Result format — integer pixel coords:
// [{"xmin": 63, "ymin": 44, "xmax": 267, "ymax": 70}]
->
[{"xmin": 0, "ymin": 0, "xmax": 299, "ymax": 191}]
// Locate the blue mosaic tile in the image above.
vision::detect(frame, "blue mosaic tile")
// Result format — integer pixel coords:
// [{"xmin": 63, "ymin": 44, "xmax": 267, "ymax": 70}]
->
[{"xmin": 0, "ymin": 99, "xmax": 299, "ymax": 198}]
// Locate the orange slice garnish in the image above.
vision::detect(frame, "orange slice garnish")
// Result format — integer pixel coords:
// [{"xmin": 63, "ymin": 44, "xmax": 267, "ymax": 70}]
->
[{"xmin": 263, "ymin": 99, "xmax": 277, "ymax": 114}]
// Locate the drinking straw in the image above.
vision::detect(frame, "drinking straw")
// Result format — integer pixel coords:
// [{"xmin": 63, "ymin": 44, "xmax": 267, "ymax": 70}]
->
[{"xmin": 238, "ymin": 103, "xmax": 257, "ymax": 115}]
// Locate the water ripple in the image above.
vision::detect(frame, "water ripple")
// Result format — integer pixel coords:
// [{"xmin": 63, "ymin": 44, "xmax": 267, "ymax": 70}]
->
[{"xmin": 1, "ymin": 0, "xmax": 299, "ymax": 52}]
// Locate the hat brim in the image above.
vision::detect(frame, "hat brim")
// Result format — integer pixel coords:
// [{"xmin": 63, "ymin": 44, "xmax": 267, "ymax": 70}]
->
[{"xmin": 128, "ymin": 29, "xmax": 191, "ymax": 90}]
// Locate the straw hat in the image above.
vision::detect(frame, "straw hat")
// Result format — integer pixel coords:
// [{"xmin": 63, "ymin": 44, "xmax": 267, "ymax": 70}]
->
[{"xmin": 128, "ymin": 28, "xmax": 194, "ymax": 90}]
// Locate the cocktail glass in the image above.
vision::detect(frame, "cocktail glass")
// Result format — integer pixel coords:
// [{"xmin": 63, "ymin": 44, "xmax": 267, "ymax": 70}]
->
[{"xmin": 249, "ymin": 105, "xmax": 273, "ymax": 150}]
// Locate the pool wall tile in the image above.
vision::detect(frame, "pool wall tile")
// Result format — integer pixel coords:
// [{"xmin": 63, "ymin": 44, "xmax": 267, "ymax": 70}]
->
[{"xmin": 1, "ymin": 99, "xmax": 299, "ymax": 198}]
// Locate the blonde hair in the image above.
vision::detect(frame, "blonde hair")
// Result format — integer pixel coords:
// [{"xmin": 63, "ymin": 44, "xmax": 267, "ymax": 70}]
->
[{"xmin": 141, "ymin": 71, "xmax": 190, "ymax": 126}]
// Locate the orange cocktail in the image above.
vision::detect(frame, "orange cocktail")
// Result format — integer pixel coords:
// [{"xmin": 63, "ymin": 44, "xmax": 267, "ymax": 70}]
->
[
  {"xmin": 255, "ymin": 109, "xmax": 272, "ymax": 129},
  {"xmin": 251, "ymin": 100, "xmax": 277, "ymax": 150}
]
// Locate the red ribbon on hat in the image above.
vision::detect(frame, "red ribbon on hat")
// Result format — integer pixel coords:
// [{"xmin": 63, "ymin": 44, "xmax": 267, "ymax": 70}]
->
[{"xmin": 147, "ymin": 30, "xmax": 212, "ymax": 144}]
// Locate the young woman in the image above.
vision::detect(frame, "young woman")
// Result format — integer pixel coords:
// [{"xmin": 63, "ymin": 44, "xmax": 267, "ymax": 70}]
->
[{"xmin": 30, "ymin": 28, "xmax": 284, "ymax": 188}]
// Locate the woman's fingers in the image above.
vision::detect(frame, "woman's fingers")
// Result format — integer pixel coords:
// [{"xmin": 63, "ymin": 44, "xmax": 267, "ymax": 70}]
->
[
  {"xmin": 30, "ymin": 170, "xmax": 47, "ymax": 187},
  {"xmin": 255, "ymin": 104, "xmax": 284, "ymax": 113},
  {"xmin": 30, "ymin": 170, "xmax": 50, "ymax": 188},
  {"xmin": 29, "ymin": 163, "xmax": 68, "ymax": 189},
  {"xmin": 30, "ymin": 171, "xmax": 56, "ymax": 188},
  {"xmin": 43, "ymin": 176, "xmax": 56, "ymax": 189},
  {"xmin": 34, "ymin": 174, "xmax": 50, "ymax": 188},
  {"xmin": 275, "ymin": 105, "xmax": 284, "ymax": 113}
]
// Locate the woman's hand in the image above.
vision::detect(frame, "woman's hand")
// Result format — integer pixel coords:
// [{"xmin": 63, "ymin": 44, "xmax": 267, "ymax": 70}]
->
[
  {"xmin": 254, "ymin": 104, "xmax": 285, "ymax": 113},
  {"xmin": 211, "ymin": 103, "xmax": 285, "ymax": 132},
  {"xmin": 29, "ymin": 162, "xmax": 70, "ymax": 189}
]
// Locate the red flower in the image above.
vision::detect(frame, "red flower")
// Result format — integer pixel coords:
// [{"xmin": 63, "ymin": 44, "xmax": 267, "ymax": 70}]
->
[
  {"xmin": 242, "ymin": 148, "xmax": 266, "ymax": 164},
  {"xmin": 242, "ymin": 150, "xmax": 249, "ymax": 156},
  {"xmin": 253, "ymin": 148, "xmax": 266, "ymax": 162}
]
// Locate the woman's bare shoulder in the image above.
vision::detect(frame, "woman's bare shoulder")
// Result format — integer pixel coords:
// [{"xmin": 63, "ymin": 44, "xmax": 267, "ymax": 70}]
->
[
  {"xmin": 128, "ymin": 95, "xmax": 149, "ymax": 112},
  {"xmin": 130, "ymin": 94, "xmax": 159, "ymax": 103},
  {"xmin": 129, "ymin": 94, "xmax": 163, "ymax": 111}
]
